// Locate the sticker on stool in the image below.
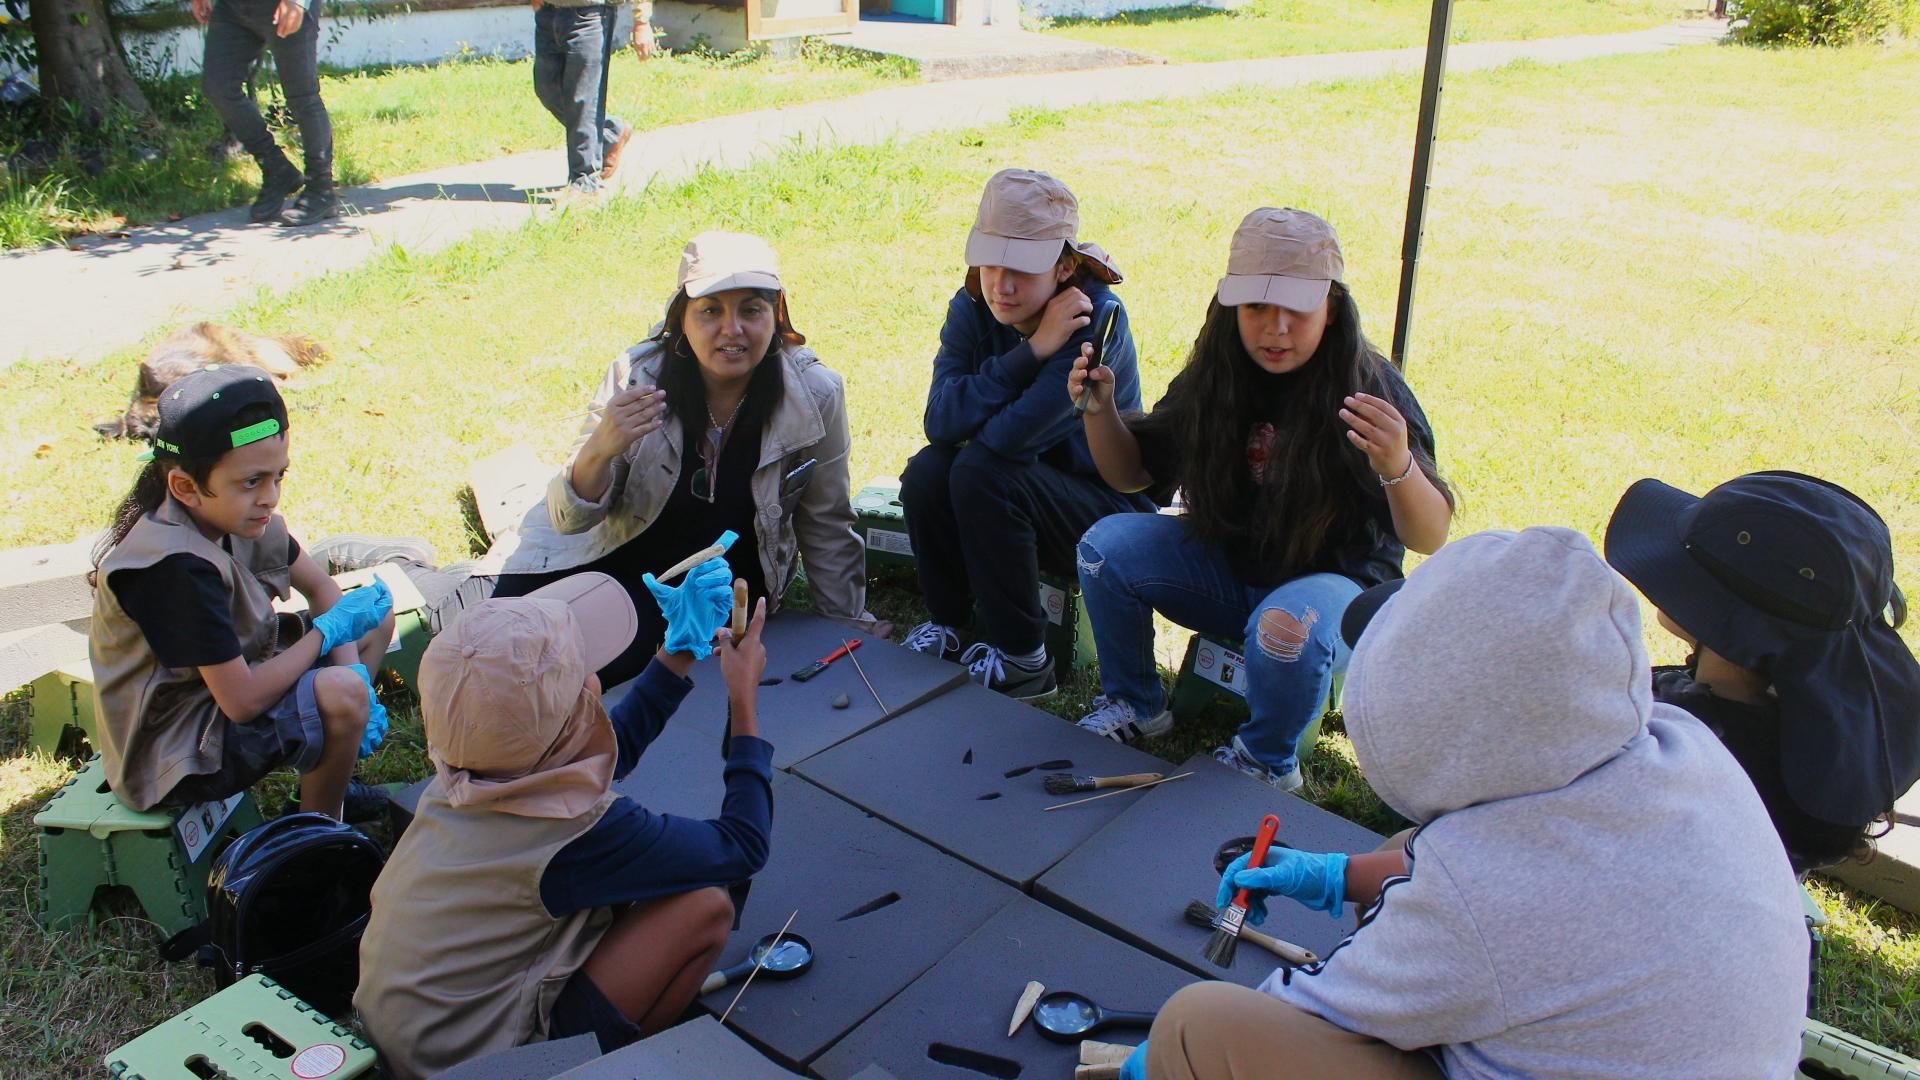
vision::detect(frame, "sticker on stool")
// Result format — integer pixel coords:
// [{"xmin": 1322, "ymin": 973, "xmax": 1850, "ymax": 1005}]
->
[{"xmin": 290, "ymin": 1042, "xmax": 346, "ymax": 1078}]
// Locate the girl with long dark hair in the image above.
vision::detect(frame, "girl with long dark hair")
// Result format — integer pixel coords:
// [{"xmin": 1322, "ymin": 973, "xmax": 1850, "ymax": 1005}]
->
[
  {"xmin": 1069, "ymin": 208, "xmax": 1454, "ymax": 791},
  {"xmin": 496, "ymin": 231, "xmax": 874, "ymax": 686}
]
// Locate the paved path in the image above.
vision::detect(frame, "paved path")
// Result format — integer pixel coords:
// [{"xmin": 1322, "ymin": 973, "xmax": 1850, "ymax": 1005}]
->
[{"xmin": 0, "ymin": 20, "xmax": 1722, "ymax": 370}]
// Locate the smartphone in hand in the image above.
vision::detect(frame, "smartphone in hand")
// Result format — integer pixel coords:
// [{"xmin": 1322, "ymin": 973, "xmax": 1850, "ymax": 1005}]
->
[{"xmin": 1086, "ymin": 300, "xmax": 1122, "ymax": 371}]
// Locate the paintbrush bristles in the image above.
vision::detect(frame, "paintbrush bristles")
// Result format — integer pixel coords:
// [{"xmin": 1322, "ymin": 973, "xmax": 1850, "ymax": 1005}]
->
[
  {"xmin": 1202, "ymin": 904, "xmax": 1245, "ymax": 968},
  {"xmin": 1042, "ymin": 773, "xmax": 1093, "ymax": 795}
]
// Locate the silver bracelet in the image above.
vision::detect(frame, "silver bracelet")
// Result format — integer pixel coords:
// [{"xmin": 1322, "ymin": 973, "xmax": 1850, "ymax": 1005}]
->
[{"xmin": 1379, "ymin": 453, "xmax": 1417, "ymax": 487}]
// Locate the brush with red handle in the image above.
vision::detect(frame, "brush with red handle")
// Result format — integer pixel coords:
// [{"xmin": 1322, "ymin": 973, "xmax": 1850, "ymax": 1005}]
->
[{"xmin": 1202, "ymin": 812, "xmax": 1281, "ymax": 969}]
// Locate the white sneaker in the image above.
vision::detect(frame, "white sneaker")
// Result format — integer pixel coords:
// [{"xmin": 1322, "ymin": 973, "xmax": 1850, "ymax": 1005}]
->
[
  {"xmin": 1075, "ymin": 695, "xmax": 1173, "ymax": 743},
  {"xmin": 1212, "ymin": 736, "xmax": 1304, "ymax": 793},
  {"xmin": 902, "ymin": 621, "xmax": 961, "ymax": 662}
]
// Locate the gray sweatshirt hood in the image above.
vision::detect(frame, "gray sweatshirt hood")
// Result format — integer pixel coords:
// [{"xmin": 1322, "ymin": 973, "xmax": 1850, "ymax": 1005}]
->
[{"xmin": 1345, "ymin": 527, "xmax": 1652, "ymax": 824}]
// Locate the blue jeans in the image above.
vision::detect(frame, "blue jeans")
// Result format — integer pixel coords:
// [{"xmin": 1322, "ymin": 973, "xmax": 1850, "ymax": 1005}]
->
[
  {"xmin": 1076, "ymin": 513, "xmax": 1361, "ymax": 773},
  {"xmin": 533, "ymin": 4, "xmax": 623, "ymax": 183}
]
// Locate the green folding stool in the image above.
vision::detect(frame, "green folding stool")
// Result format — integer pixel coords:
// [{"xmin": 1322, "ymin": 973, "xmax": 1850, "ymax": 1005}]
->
[
  {"xmin": 34, "ymin": 755, "xmax": 263, "ymax": 939},
  {"xmin": 107, "ymin": 974, "xmax": 377, "ymax": 1080}
]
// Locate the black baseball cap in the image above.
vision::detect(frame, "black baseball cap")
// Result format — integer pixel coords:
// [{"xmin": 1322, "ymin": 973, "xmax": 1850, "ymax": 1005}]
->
[
  {"xmin": 145, "ymin": 365, "xmax": 289, "ymax": 460},
  {"xmin": 1605, "ymin": 471, "xmax": 1919, "ymax": 827}
]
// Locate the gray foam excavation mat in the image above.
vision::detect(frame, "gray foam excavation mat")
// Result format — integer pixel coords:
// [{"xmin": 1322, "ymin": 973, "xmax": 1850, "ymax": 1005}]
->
[
  {"xmin": 551, "ymin": 1016, "xmax": 799, "ymax": 1079},
  {"xmin": 812, "ymin": 896, "xmax": 1199, "ymax": 1080},
  {"xmin": 793, "ymin": 683, "xmax": 1167, "ymax": 887},
  {"xmin": 428, "ymin": 1034, "xmax": 599, "ymax": 1080},
  {"xmin": 1035, "ymin": 752, "xmax": 1386, "ymax": 986},
  {"xmin": 386, "ymin": 777, "xmax": 430, "ymax": 832},
  {"xmin": 637, "ymin": 611, "xmax": 967, "ymax": 770},
  {"xmin": 692, "ymin": 773, "xmax": 1017, "ymax": 1069}
]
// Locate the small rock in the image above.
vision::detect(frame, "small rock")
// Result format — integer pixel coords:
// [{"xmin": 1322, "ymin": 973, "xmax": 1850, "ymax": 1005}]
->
[{"xmin": 831, "ymin": 693, "xmax": 850, "ymax": 710}]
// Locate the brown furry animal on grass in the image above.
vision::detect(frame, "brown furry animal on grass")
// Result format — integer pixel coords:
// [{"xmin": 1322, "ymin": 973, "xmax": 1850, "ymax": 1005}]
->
[{"xmin": 94, "ymin": 323, "xmax": 326, "ymax": 440}]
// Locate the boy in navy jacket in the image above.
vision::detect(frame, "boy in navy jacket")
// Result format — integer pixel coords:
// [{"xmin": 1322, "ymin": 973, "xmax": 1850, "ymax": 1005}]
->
[{"xmin": 899, "ymin": 169, "xmax": 1154, "ymax": 700}]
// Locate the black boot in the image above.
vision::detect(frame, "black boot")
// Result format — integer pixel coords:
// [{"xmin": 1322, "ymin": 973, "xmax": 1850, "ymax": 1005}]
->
[
  {"xmin": 278, "ymin": 182, "xmax": 340, "ymax": 228},
  {"xmin": 249, "ymin": 156, "xmax": 305, "ymax": 224}
]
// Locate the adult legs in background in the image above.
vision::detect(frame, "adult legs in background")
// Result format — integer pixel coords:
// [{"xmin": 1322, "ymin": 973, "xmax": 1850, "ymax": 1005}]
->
[
  {"xmin": 1146, "ymin": 982, "xmax": 1443, "ymax": 1080},
  {"xmin": 201, "ymin": 0, "xmax": 304, "ymax": 222},
  {"xmin": 532, "ymin": 4, "xmax": 616, "ymax": 187}
]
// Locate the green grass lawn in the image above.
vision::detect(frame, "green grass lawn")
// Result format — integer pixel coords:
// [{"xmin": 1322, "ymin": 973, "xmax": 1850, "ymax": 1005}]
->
[
  {"xmin": 3, "ymin": 38, "xmax": 1919, "ymax": 1074},
  {"xmin": 0, "ymin": 45, "xmax": 906, "ymax": 249},
  {"xmin": 1043, "ymin": 0, "xmax": 1694, "ymax": 64}
]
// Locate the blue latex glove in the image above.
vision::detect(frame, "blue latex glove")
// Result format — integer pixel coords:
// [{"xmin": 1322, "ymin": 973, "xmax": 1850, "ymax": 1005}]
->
[
  {"xmin": 1216, "ymin": 847, "xmax": 1349, "ymax": 924},
  {"xmin": 345, "ymin": 664, "xmax": 388, "ymax": 758},
  {"xmin": 312, "ymin": 579, "xmax": 392, "ymax": 653},
  {"xmin": 643, "ymin": 532, "xmax": 739, "ymax": 660},
  {"xmin": 1120, "ymin": 1040, "xmax": 1148, "ymax": 1080}
]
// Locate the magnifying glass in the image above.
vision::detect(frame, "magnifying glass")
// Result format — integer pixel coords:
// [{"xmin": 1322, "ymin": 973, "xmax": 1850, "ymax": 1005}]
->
[
  {"xmin": 699, "ymin": 932, "xmax": 815, "ymax": 995},
  {"xmin": 1031, "ymin": 990, "xmax": 1155, "ymax": 1043}
]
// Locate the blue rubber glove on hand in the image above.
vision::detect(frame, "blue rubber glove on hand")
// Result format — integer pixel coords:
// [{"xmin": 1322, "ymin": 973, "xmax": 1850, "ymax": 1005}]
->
[
  {"xmin": 644, "ymin": 532, "xmax": 740, "ymax": 660},
  {"xmin": 1119, "ymin": 1040, "xmax": 1149, "ymax": 1080},
  {"xmin": 313, "ymin": 579, "xmax": 392, "ymax": 653},
  {"xmin": 1217, "ymin": 847, "xmax": 1350, "ymax": 924},
  {"xmin": 345, "ymin": 664, "xmax": 388, "ymax": 758}
]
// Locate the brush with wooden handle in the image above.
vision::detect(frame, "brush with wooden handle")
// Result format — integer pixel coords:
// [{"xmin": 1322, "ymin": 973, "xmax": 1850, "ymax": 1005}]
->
[
  {"xmin": 1182, "ymin": 900, "xmax": 1318, "ymax": 966},
  {"xmin": 1042, "ymin": 771, "xmax": 1164, "ymax": 795},
  {"xmin": 1202, "ymin": 812, "xmax": 1281, "ymax": 968},
  {"xmin": 730, "ymin": 579, "xmax": 748, "ymax": 638}
]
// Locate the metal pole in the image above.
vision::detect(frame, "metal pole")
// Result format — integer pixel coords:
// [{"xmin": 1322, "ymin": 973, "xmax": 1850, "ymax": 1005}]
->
[{"xmin": 1391, "ymin": 0, "xmax": 1454, "ymax": 370}]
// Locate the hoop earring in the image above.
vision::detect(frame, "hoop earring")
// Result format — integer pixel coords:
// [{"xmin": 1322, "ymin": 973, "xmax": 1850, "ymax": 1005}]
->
[{"xmin": 672, "ymin": 336, "xmax": 693, "ymax": 359}]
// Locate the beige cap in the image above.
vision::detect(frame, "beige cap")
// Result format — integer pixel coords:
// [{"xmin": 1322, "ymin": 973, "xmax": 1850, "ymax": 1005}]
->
[
  {"xmin": 420, "ymin": 572, "xmax": 635, "ymax": 777},
  {"xmin": 678, "ymin": 230, "xmax": 783, "ymax": 299},
  {"xmin": 965, "ymin": 168, "xmax": 1083, "ymax": 274},
  {"xmin": 1216, "ymin": 207, "xmax": 1344, "ymax": 310}
]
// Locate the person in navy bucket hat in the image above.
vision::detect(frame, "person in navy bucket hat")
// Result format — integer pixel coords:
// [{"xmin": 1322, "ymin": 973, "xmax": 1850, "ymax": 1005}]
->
[{"xmin": 1604, "ymin": 470, "xmax": 1919, "ymax": 873}]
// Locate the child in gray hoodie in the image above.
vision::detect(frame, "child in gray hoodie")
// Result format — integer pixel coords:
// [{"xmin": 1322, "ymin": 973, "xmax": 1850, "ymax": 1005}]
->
[{"xmin": 1133, "ymin": 526, "xmax": 1810, "ymax": 1080}]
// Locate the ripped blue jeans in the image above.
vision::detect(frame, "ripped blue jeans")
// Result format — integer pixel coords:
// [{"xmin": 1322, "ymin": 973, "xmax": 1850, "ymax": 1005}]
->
[{"xmin": 1076, "ymin": 513, "xmax": 1361, "ymax": 774}]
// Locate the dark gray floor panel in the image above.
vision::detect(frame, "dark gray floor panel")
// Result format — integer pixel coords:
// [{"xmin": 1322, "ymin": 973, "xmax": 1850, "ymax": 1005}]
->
[
  {"xmin": 812, "ymin": 896, "xmax": 1199, "ymax": 1080},
  {"xmin": 791, "ymin": 682, "xmax": 1169, "ymax": 887},
  {"xmin": 1034, "ymin": 752, "xmax": 1385, "ymax": 986},
  {"xmin": 552, "ymin": 1017, "xmax": 799, "ymax": 1078},
  {"xmin": 693, "ymin": 773, "xmax": 1019, "ymax": 1070},
  {"xmin": 427, "ymin": 1034, "xmax": 600, "ymax": 1080}
]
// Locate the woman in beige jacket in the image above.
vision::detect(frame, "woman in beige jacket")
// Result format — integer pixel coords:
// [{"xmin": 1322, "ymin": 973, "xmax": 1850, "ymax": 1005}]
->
[{"xmin": 495, "ymin": 231, "xmax": 872, "ymax": 684}]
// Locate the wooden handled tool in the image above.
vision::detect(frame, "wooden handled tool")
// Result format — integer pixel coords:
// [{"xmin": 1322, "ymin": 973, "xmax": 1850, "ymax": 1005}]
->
[
  {"xmin": 1182, "ymin": 900, "xmax": 1317, "ymax": 965},
  {"xmin": 731, "ymin": 579, "xmax": 748, "ymax": 637},
  {"xmin": 1042, "ymin": 771, "xmax": 1164, "ymax": 795}
]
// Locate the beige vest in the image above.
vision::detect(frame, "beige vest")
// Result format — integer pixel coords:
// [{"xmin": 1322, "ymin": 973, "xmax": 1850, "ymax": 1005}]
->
[
  {"xmin": 354, "ymin": 780, "xmax": 618, "ymax": 1080},
  {"xmin": 90, "ymin": 497, "xmax": 293, "ymax": 811}
]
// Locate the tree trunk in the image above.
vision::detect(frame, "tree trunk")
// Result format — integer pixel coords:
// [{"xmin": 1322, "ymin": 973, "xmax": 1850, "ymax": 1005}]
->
[{"xmin": 27, "ymin": 0, "xmax": 151, "ymax": 127}]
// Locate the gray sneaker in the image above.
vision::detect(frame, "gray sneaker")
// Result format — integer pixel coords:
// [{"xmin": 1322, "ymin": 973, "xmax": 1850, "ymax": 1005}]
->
[
  {"xmin": 1211, "ymin": 736, "xmax": 1304, "ymax": 793},
  {"xmin": 1075, "ymin": 695, "xmax": 1173, "ymax": 743},
  {"xmin": 962, "ymin": 643, "xmax": 1056, "ymax": 701},
  {"xmin": 308, "ymin": 534, "xmax": 436, "ymax": 574},
  {"xmin": 901, "ymin": 621, "xmax": 962, "ymax": 663}
]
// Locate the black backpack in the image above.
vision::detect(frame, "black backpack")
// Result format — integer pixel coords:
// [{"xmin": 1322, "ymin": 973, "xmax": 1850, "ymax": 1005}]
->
[{"xmin": 163, "ymin": 813, "xmax": 384, "ymax": 1017}]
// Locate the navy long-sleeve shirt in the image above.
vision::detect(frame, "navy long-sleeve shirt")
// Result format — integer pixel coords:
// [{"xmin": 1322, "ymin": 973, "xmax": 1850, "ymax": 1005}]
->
[
  {"xmin": 921, "ymin": 282, "xmax": 1142, "ymax": 476},
  {"xmin": 540, "ymin": 659, "xmax": 774, "ymax": 917}
]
